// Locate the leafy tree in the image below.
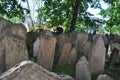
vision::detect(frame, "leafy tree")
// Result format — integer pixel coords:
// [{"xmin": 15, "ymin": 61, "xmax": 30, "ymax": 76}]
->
[
  {"xmin": 0, "ymin": 0, "xmax": 29, "ymax": 22},
  {"xmin": 37, "ymin": 0, "xmax": 103, "ymax": 32},
  {"xmin": 100, "ymin": 0, "xmax": 120, "ymax": 34}
]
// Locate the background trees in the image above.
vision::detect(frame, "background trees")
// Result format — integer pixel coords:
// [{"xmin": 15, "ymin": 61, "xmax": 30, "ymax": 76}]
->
[
  {"xmin": 0, "ymin": 0, "xmax": 120, "ymax": 34},
  {"xmin": 100, "ymin": 0, "xmax": 120, "ymax": 34},
  {"xmin": 37, "ymin": 0, "xmax": 103, "ymax": 32},
  {"xmin": 0, "ymin": 0, "xmax": 29, "ymax": 22}
]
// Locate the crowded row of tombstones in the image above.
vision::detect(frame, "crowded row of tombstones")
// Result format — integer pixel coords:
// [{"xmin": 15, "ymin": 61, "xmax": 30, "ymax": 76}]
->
[{"xmin": 0, "ymin": 17, "xmax": 119, "ymax": 80}]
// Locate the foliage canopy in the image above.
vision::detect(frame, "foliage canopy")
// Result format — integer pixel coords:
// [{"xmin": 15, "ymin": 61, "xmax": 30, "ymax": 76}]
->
[{"xmin": 0, "ymin": 0, "xmax": 29, "ymax": 21}]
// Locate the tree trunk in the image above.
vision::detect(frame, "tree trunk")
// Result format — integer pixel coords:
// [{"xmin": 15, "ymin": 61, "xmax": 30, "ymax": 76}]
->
[
  {"xmin": 26, "ymin": 0, "xmax": 35, "ymax": 30},
  {"xmin": 70, "ymin": 0, "xmax": 81, "ymax": 32}
]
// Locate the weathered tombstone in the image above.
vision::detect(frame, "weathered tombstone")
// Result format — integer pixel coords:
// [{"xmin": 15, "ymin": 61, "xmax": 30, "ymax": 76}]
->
[
  {"xmin": 76, "ymin": 56, "xmax": 91, "ymax": 80},
  {"xmin": 102, "ymin": 35, "xmax": 109, "ymax": 47},
  {"xmin": 58, "ymin": 33, "xmax": 70, "ymax": 51},
  {"xmin": 58, "ymin": 42, "xmax": 72, "ymax": 65},
  {"xmin": 0, "ymin": 17, "xmax": 12, "ymax": 38},
  {"xmin": 68, "ymin": 47, "xmax": 77, "ymax": 65},
  {"xmin": 76, "ymin": 32, "xmax": 88, "ymax": 51},
  {"xmin": 109, "ymin": 48, "xmax": 119, "ymax": 67},
  {"xmin": 4, "ymin": 23, "xmax": 28, "ymax": 70},
  {"xmin": 10, "ymin": 23, "xmax": 27, "ymax": 40},
  {"xmin": 97, "ymin": 74, "xmax": 114, "ymax": 80},
  {"xmin": 33, "ymin": 38, "xmax": 40, "ymax": 57},
  {"xmin": 90, "ymin": 35, "xmax": 106, "ymax": 74},
  {"xmin": 70, "ymin": 31, "xmax": 78, "ymax": 45},
  {"xmin": 0, "ymin": 18, "xmax": 28, "ymax": 72},
  {"xmin": 0, "ymin": 60, "xmax": 74, "ymax": 80},
  {"xmin": 37, "ymin": 35, "xmax": 56, "ymax": 71},
  {"xmin": 82, "ymin": 40, "xmax": 92, "ymax": 61}
]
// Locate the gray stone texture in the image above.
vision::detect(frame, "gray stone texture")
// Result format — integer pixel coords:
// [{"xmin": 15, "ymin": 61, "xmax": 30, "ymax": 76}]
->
[
  {"xmin": 68, "ymin": 47, "xmax": 77, "ymax": 65},
  {"xmin": 0, "ymin": 18, "xmax": 28, "ymax": 73},
  {"xmin": 76, "ymin": 56, "xmax": 91, "ymax": 80},
  {"xmin": 0, "ymin": 60, "xmax": 74, "ymax": 80},
  {"xmin": 76, "ymin": 32, "xmax": 88, "ymax": 51},
  {"xmin": 90, "ymin": 35, "xmax": 106, "ymax": 74}
]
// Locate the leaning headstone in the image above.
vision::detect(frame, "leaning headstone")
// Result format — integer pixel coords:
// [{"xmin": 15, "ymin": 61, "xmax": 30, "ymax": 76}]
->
[
  {"xmin": 76, "ymin": 56, "xmax": 91, "ymax": 80},
  {"xmin": 37, "ymin": 35, "xmax": 56, "ymax": 71},
  {"xmin": 0, "ymin": 18, "xmax": 28, "ymax": 72},
  {"xmin": 97, "ymin": 74, "xmax": 114, "ymax": 80},
  {"xmin": 58, "ymin": 42, "xmax": 72, "ymax": 65},
  {"xmin": 76, "ymin": 32, "xmax": 88, "ymax": 51},
  {"xmin": 0, "ymin": 60, "xmax": 74, "ymax": 80},
  {"xmin": 82, "ymin": 40, "xmax": 92, "ymax": 61},
  {"xmin": 58, "ymin": 33, "xmax": 70, "ymax": 51},
  {"xmin": 33, "ymin": 38, "xmax": 40, "ymax": 57},
  {"xmin": 0, "ymin": 17, "xmax": 12, "ymax": 38},
  {"xmin": 68, "ymin": 47, "xmax": 77, "ymax": 65},
  {"xmin": 90, "ymin": 36, "xmax": 106, "ymax": 74},
  {"xmin": 4, "ymin": 23, "xmax": 28, "ymax": 70},
  {"xmin": 70, "ymin": 31, "xmax": 78, "ymax": 45},
  {"xmin": 10, "ymin": 23, "xmax": 27, "ymax": 40},
  {"xmin": 109, "ymin": 48, "xmax": 119, "ymax": 67}
]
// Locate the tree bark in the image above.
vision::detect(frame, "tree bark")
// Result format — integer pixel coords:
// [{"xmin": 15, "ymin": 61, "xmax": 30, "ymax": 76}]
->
[
  {"xmin": 26, "ymin": 0, "xmax": 35, "ymax": 30},
  {"xmin": 70, "ymin": 0, "xmax": 81, "ymax": 32}
]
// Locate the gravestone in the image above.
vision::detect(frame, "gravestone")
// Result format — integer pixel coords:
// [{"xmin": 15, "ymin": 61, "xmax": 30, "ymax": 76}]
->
[
  {"xmin": 76, "ymin": 56, "xmax": 91, "ymax": 80},
  {"xmin": 58, "ymin": 33, "xmax": 70, "ymax": 51},
  {"xmin": 0, "ymin": 18, "xmax": 28, "ymax": 72},
  {"xmin": 82, "ymin": 41, "xmax": 92, "ymax": 61},
  {"xmin": 37, "ymin": 35, "xmax": 56, "ymax": 71},
  {"xmin": 58, "ymin": 42, "xmax": 72, "ymax": 65},
  {"xmin": 4, "ymin": 34, "xmax": 28, "ymax": 70},
  {"xmin": 76, "ymin": 32, "xmax": 88, "ymax": 51},
  {"xmin": 33, "ymin": 38, "xmax": 40, "ymax": 57},
  {"xmin": 0, "ymin": 60, "xmax": 74, "ymax": 80},
  {"xmin": 109, "ymin": 48, "xmax": 119, "ymax": 67},
  {"xmin": 68, "ymin": 47, "xmax": 77, "ymax": 65},
  {"xmin": 90, "ymin": 35, "xmax": 106, "ymax": 74},
  {"xmin": 10, "ymin": 23, "xmax": 27, "ymax": 40},
  {"xmin": 70, "ymin": 31, "xmax": 78, "ymax": 45},
  {"xmin": 0, "ymin": 17, "xmax": 12, "ymax": 38}
]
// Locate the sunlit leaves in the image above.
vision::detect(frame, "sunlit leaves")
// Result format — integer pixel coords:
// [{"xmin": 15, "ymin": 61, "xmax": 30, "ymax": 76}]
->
[
  {"xmin": 0, "ymin": 0, "xmax": 29, "ymax": 21},
  {"xmin": 37, "ymin": 0, "xmax": 102, "ymax": 31},
  {"xmin": 100, "ymin": 0, "xmax": 120, "ymax": 34}
]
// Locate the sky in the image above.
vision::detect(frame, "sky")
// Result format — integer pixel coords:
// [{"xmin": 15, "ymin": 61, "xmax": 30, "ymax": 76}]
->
[{"xmin": 87, "ymin": 0, "xmax": 109, "ymax": 19}]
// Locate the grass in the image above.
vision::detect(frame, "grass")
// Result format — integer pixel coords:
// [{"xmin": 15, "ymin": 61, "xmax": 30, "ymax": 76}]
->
[{"xmin": 52, "ymin": 64, "xmax": 75, "ymax": 78}]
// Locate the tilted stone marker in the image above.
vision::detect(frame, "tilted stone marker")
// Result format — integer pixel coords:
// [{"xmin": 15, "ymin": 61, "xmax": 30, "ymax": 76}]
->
[
  {"xmin": 0, "ymin": 17, "xmax": 12, "ymax": 38},
  {"xmin": 0, "ymin": 18, "xmax": 28, "ymax": 73},
  {"xmin": 10, "ymin": 23, "xmax": 27, "ymax": 40},
  {"xmin": 109, "ymin": 48, "xmax": 119, "ymax": 67},
  {"xmin": 90, "ymin": 35, "xmax": 106, "ymax": 74},
  {"xmin": 37, "ymin": 35, "xmax": 56, "ymax": 71},
  {"xmin": 82, "ymin": 40, "xmax": 92, "ymax": 61},
  {"xmin": 70, "ymin": 31, "xmax": 78, "ymax": 45},
  {"xmin": 58, "ymin": 42, "xmax": 72, "ymax": 65},
  {"xmin": 68, "ymin": 47, "xmax": 77, "ymax": 65},
  {"xmin": 4, "ymin": 34, "xmax": 28, "ymax": 70},
  {"xmin": 0, "ymin": 60, "xmax": 74, "ymax": 80},
  {"xmin": 76, "ymin": 32, "xmax": 88, "ymax": 51},
  {"xmin": 76, "ymin": 56, "xmax": 91, "ymax": 80},
  {"xmin": 58, "ymin": 33, "xmax": 70, "ymax": 51}
]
